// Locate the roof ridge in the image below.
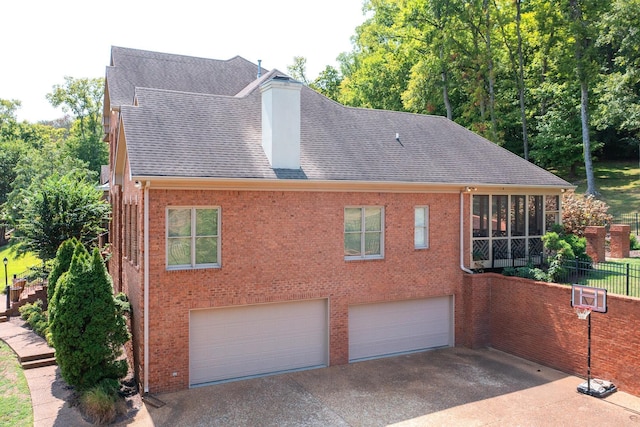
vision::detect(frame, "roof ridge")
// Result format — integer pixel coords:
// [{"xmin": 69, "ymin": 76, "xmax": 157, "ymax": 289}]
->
[
  {"xmin": 133, "ymin": 86, "xmax": 240, "ymax": 101},
  {"xmin": 234, "ymin": 69, "xmax": 290, "ymax": 98},
  {"xmin": 110, "ymin": 46, "xmax": 259, "ymax": 68}
]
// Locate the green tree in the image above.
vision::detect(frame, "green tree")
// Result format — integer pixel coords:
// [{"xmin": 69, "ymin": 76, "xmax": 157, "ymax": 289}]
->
[
  {"xmin": 13, "ymin": 173, "xmax": 110, "ymax": 261},
  {"xmin": 6, "ymin": 139, "xmax": 88, "ymax": 224},
  {"xmin": 46, "ymin": 77, "xmax": 107, "ymax": 174},
  {"xmin": 49, "ymin": 243, "xmax": 129, "ymax": 389},
  {"xmin": 529, "ymin": 82, "xmax": 603, "ymax": 176},
  {"xmin": 593, "ymin": 0, "xmax": 640, "ymax": 155},
  {"xmin": 287, "ymin": 56, "xmax": 310, "ymax": 85},
  {"xmin": 0, "ymin": 98, "xmax": 20, "ymax": 126},
  {"xmin": 338, "ymin": 0, "xmax": 413, "ymax": 111},
  {"xmin": 311, "ymin": 65, "xmax": 342, "ymax": 101},
  {"xmin": 0, "ymin": 139, "xmax": 25, "ymax": 245},
  {"xmin": 47, "ymin": 238, "xmax": 78, "ymax": 304}
]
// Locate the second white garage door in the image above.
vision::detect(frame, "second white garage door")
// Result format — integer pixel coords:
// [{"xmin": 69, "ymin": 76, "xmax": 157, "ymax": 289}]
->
[
  {"xmin": 349, "ymin": 296, "xmax": 453, "ymax": 362},
  {"xmin": 190, "ymin": 299, "xmax": 328, "ymax": 386}
]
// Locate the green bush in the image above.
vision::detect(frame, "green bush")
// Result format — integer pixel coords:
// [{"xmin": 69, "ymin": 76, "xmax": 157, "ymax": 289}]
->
[
  {"xmin": 114, "ymin": 292, "xmax": 131, "ymax": 315},
  {"xmin": 502, "ymin": 265, "xmax": 549, "ymax": 281},
  {"xmin": 79, "ymin": 378, "xmax": 126, "ymax": 425},
  {"xmin": 47, "ymin": 238, "xmax": 78, "ymax": 305},
  {"xmin": 18, "ymin": 300, "xmax": 50, "ymax": 341},
  {"xmin": 631, "ymin": 234, "xmax": 640, "ymax": 251},
  {"xmin": 49, "ymin": 243, "xmax": 130, "ymax": 390}
]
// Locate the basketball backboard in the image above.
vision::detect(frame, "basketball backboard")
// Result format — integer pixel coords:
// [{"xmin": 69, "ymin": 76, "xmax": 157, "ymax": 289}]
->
[{"xmin": 571, "ymin": 284, "xmax": 607, "ymax": 313}]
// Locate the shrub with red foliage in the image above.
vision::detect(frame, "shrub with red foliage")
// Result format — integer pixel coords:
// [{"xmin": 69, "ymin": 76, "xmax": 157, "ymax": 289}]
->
[{"xmin": 561, "ymin": 191, "xmax": 613, "ymax": 236}]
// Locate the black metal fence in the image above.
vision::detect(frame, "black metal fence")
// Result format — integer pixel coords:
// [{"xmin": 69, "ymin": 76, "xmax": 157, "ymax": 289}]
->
[
  {"xmin": 12, "ymin": 263, "xmax": 49, "ymax": 291},
  {"xmin": 555, "ymin": 258, "xmax": 640, "ymax": 298},
  {"xmin": 614, "ymin": 213, "xmax": 640, "ymax": 236}
]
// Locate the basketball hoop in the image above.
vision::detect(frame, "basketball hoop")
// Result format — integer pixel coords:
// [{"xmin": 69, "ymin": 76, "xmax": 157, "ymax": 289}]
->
[{"xmin": 574, "ymin": 305, "xmax": 592, "ymax": 320}]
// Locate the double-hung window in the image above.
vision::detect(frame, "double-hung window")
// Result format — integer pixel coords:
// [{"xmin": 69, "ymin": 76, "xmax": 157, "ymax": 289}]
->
[
  {"xmin": 344, "ymin": 207, "xmax": 384, "ymax": 260},
  {"xmin": 414, "ymin": 206, "xmax": 429, "ymax": 249},
  {"xmin": 167, "ymin": 207, "xmax": 220, "ymax": 269}
]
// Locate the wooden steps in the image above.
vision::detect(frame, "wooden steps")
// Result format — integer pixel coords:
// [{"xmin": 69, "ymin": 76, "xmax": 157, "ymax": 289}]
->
[{"xmin": 19, "ymin": 350, "xmax": 57, "ymax": 369}]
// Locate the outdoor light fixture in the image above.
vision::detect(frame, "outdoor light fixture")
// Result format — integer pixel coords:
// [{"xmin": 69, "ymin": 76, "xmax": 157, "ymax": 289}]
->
[
  {"xmin": 3, "ymin": 257, "xmax": 8, "ymax": 311},
  {"xmin": 134, "ymin": 181, "xmax": 142, "ymax": 189}
]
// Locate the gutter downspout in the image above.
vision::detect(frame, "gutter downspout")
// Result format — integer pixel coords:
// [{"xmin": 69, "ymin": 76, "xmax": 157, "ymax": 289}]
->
[
  {"xmin": 143, "ymin": 181, "xmax": 150, "ymax": 393},
  {"xmin": 460, "ymin": 191, "xmax": 474, "ymax": 274}
]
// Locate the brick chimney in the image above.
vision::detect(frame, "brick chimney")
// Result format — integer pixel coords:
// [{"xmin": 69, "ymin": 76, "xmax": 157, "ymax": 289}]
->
[{"xmin": 260, "ymin": 76, "xmax": 302, "ymax": 169}]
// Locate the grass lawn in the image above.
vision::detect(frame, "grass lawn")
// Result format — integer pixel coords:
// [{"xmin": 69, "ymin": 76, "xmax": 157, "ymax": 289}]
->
[
  {"xmin": 0, "ymin": 341, "xmax": 32, "ymax": 427},
  {"xmin": 566, "ymin": 161, "xmax": 640, "ymax": 217},
  {"xmin": 0, "ymin": 243, "xmax": 40, "ymax": 292}
]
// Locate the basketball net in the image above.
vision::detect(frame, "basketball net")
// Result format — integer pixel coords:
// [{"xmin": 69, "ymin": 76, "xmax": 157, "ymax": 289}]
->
[{"xmin": 574, "ymin": 305, "xmax": 592, "ymax": 320}]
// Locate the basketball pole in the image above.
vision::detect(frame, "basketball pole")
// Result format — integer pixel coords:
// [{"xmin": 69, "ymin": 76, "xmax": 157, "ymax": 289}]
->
[{"xmin": 587, "ymin": 313, "xmax": 591, "ymax": 396}]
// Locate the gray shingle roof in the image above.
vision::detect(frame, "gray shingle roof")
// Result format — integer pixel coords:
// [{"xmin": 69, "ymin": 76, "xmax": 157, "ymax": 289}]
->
[
  {"xmin": 107, "ymin": 46, "xmax": 261, "ymax": 107},
  {"xmin": 110, "ymin": 47, "xmax": 571, "ymax": 188}
]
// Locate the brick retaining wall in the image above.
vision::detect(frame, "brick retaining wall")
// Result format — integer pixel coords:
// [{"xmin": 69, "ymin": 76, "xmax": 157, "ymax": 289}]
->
[{"xmin": 465, "ymin": 273, "xmax": 640, "ymax": 396}]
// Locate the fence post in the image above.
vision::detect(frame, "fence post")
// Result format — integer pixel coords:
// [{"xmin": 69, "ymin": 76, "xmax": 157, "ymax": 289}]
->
[
  {"xmin": 636, "ymin": 213, "xmax": 639, "ymax": 236},
  {"xmin": 627, "ymin": 263, "xmax": 631, "ymax": 296}
]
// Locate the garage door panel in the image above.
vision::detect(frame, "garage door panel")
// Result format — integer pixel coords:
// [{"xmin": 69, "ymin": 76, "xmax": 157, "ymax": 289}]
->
[
  {"xmin": 190, "ymin": 299, "xmax": 327, "ymax": 386},
  {"xmin": 349, "ymin": 297, "xmax": 452, "ymax": 362}
]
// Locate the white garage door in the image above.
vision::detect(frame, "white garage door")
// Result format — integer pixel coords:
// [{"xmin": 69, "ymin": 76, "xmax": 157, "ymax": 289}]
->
[
  {"xmin": 190, "ymin": 299, "xmax": 328, "ymax": 386},
  {"xmin": 349, "ymin": 296, "xmax": 453, "ymax": 362}
]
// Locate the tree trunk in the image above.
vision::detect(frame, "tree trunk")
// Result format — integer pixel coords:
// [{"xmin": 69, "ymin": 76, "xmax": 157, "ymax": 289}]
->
[
  {"xmin": 440, "ymin": 45, "xmax": 453, "ymax": 120},
  {"xmin": 581, "ymin": 81, "xmax": 598, "ymax": 195},
  {"xmin": 484, "ymin": 0, "xmax": 498, "ymax": 141},
  {"xmin": 570, "ymin": 0, "xmax": 598, "ymax": 195},
  {"xmin": 516, "ymin": 0, "xmax": 529, "ymax": 160}
]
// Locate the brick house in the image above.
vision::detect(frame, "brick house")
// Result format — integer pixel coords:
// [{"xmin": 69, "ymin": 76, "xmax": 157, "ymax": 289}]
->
[{"xmin": 103, "ymin": 46, "xmax": 572, "ymax": 393}]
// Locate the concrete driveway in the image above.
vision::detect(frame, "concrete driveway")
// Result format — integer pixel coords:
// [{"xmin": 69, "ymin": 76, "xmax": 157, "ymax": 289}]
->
[{"xmin": 146, "ymin": 348, "xmax": 640, "ymax": 426}]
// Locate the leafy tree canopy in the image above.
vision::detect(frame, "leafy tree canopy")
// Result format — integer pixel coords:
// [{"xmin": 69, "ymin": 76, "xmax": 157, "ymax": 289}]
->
[
  {"xmin": 12, "ymin": 172, "xmax": 110, "ymax": 261},
  {"xmin": 46, "ymin": 77, "xmax": 107, "ymax": 174}
]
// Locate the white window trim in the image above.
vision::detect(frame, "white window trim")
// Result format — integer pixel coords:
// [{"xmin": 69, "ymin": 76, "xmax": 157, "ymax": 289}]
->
[
  {"xmin": 344, "ymin": 206, "xmax": 385, "ymax": 261},
  {"xmin": 166, "ymin": 206, "xmax": 221, "ymax": 270},
  {"xmin": 415, "ymin": 206, "xmax": 429, "ymax": 249}
]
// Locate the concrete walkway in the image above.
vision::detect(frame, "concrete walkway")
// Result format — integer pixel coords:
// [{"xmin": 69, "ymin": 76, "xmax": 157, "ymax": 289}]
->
[{"xmin": 0, "ymin": 317, "xmax": 151, "ymax": 426}]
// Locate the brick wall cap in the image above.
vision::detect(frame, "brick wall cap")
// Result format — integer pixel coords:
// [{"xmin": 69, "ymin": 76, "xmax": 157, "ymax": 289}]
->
[{"xmin": 610, "ymin": 224, "xmax": 631, "ymax": 234}]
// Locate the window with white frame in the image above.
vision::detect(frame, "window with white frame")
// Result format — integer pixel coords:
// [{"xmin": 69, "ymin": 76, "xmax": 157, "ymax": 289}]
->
[
  {"xmin": 344, "ymin": 207, "xmax": 384, "ymax": 259},
  {"xmin": 167, "ymin": 207, "xmax": 220, "ymax": 269},
  {"xmin": 414, "ymin": 206, "xmax": 429, "ymax": 249}
]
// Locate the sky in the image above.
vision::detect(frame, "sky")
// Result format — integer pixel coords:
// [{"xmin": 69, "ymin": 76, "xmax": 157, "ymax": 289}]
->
[{"xmin": 1, "ymin": 1, "xmax": 367, "ymax": 123}]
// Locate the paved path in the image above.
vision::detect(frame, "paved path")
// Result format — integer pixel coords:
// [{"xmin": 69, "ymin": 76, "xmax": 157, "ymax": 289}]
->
[{"xmin": 0, "ymin": 318, "xmax": 151, "ymax": 426}]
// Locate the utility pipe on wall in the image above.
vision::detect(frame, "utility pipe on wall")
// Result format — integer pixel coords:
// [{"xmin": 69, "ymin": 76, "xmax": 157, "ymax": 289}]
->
[
  {"xmin": 143, "ymin": 181, "xmax": 150, "ymax": 393},
  {"xmin": 460, "ymin": 191, "xmax": 474, "ymax": 274}
]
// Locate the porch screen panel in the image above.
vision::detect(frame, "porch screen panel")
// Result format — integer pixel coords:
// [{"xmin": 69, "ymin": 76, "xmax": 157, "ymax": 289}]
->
[
  {"xmin": 528, "ymin": 196, "xmax": 543, "ymax": 236},
  {"xmin": 492, "ymin": 196, "xmax": 508, "ymax": 237},
  {"xmin": 473, "ymin": 195, "xmax": 489, "ymax": 238},
  {"xmin": 511, "ymin": 196, "xmax": 526, "ymax": 237}
]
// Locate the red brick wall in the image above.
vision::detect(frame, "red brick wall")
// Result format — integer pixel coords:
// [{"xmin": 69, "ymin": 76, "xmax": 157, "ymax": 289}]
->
[
  {"xmin": 466, "ymin": 274, "xmax": 640, "ymax": 397},
  {"xmin": 585, "ymin": 226, "xmax": 606, "ymax": 263},
  {"xmin": 461, "ymin": 274, "xmax": 491, "ymax": 348},
  {"xmin": 109, "ymin": 158, "xmax": 145, "ymax": 392},
  {"xmin": 610, "ymin": 224, "xmax": 631, "ymax": 259},
  {"xmin": 142, "ymin": 189, "xmax": 466, "ymax": 392}
]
